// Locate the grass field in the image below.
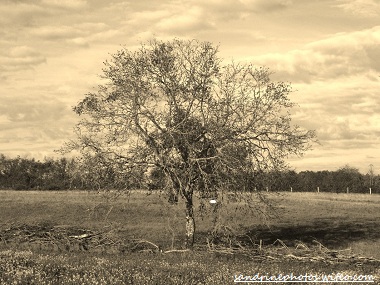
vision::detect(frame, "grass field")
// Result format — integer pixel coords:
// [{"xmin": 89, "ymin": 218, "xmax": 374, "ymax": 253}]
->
[{"xmin": 1, "ymin": 190, "xmax": 380, "ymax": 284}]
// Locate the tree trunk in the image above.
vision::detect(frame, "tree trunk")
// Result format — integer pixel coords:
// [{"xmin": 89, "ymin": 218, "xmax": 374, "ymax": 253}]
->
[{"xmin": 184, "ymin": 196, "xmax": 195, "ymax": 249}]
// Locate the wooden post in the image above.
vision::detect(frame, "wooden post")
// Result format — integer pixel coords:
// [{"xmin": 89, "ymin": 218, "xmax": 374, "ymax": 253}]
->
[
  {"xmin": 290, "ymin": 187, "xmax": 293, "ymax": 192},
  {"xmin": 370, "ymin": 188, "xmax": 372, "ymax": 195},
  {"xmin": 346, "ymin": 187, "xmax": 349, "ymax": 194},
  {"xmin": 266, "ymin": 187, "xmax": 269, "ymax": 192},
  {"xmin": 317, "ymin": 187, "xmax": 320, "ymax": 193}
]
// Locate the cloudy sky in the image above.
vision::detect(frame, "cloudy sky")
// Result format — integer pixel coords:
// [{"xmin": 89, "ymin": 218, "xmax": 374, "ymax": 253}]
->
[{"xmin": 1, "ymin": 0, "xmax": 379, "ymax": 173}]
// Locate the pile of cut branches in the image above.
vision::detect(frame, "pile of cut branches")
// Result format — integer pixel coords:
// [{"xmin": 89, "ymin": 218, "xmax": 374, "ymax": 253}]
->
[
  {"xmin": 206, "ymin": 234, "xmax": 380, "ymax": 265},
  {"xmin": 263, "ymin": 239, "xmax": 380, "ymax": 265},
  {"xmin": 0, "ymin": 223, "xmax": 123, "ymax": 253}
]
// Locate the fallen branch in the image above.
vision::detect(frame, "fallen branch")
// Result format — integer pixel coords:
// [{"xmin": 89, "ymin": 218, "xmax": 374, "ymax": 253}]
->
[
  {"xmin": 163, "ymin": 249, "xmax": 190, "ymax": 254},
  {"xmin": 131, "ymin": 239, "xmax": 160, "ymax": 252},
  {"xmin": 273, "ymin": 239, "xmax": 288, "ymax": 249}
]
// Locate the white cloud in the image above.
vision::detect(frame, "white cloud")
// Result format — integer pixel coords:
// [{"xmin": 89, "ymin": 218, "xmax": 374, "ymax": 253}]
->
[
  {"xmin": 288, "ymin": 145, "xmax": 380, "ymax": 173},
  {"xmin": 336, "ymin": 0, "xmax": 380, "ymax": 17},
  {"xmin": 194, "ymin": 0, "xmax": 292, "ymax": 19},
  {"xmin": 87, "ymin": 29, "xmax": 122, "ymax": 43},
  {"xmin": 0, "ymin": 92, "xmax": 78, "ymax": 160},
  {"xmin": 0, "ymin": 2, "xmax": 46, "ymax": 26},
  {"xmin": 156, "ymin": 6, "xmax": 214, "ymax": 33},
  {"xmin": 240, "ymin": 0, "xmax": 293, "ymax": 12},
  {"xmin": 41, "ymin": 0, "xmax": 87, "ymax": 9},
  {"xmin": 126, "ymin": 10, "xmax": 170, "ymax": 25},
  {"xmin": 251, "ymin": 26, "xmax": 380, "ymax": 83},
  {"xmin": 67, "ymin": 37, "xmax": 89, "ymax": 47},
  {"xmin": 8, "ymin": 46, "xmax": 40, "ymax": 57},
  {"xmin": 74, "ymin": 22, "xmax": 109, "ymax": 32},
  {"xmin": 27, "ymin": 23, "xmax": 120, "ymax": 48},
  {"xmin": 288, "ymin": 75, "xmax": 380, "ymax": 163},
  {"xmin": 30, "ymin": 25, "xmax": 83, "ymax": 40},
  {"xmin": 0, "ymin": 46, "xmax": 46, "ymax": 72},
  {"xmin": 0, "ymin": 95, "xmax": 66, "ymax": 123}
]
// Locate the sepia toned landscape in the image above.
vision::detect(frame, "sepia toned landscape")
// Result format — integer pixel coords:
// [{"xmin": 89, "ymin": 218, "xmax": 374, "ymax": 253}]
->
[{"xmin": 1, "ymin": 0, "xmax": 380, "ymax": 284}]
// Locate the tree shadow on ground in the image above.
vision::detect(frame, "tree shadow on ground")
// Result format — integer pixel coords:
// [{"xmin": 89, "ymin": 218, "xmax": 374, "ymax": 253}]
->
[{"xmin": 244, "ymin": 219, "xmax": 380, "ymax": 249}]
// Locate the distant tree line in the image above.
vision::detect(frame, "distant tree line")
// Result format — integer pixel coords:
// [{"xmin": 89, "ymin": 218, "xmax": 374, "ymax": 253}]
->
[
  {"xmin": 0, "ymin": 154, "xmax": 143, "ymax": 190},
  {"xmin": 0, "ymin": 154, "xmax": 71, "ymax": 190},
  {"xmin": 0, "ymin": 154, "xmax": 378, "ymax": 193},
  {"xmin": 261, "ymin": 165, "xmax": 379, "ymax": 194}
]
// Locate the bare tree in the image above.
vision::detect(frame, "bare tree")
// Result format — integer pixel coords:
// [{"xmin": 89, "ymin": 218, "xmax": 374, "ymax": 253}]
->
[{"xmin": 61, "ymin": 39, "xmax": 315, "ymax": 248}]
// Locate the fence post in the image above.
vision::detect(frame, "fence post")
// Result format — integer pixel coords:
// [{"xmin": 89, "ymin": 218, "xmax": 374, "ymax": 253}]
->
[
  {"xmin": 317, "ymin": 187, "xmax": 320, "ymax": 193},
  {"xmin": 290, "ymin": 187, "xmax": 293, "ymax": 193},
  {"xmin": 370, "ymin": 188, "xmax": 372, "ymax": 195},
  {"xmin": 346, "ymin": 187, "xmax": 349, "ymax": 194}
]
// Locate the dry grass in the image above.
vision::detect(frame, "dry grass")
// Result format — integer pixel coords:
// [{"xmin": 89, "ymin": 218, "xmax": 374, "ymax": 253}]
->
[{"xmin": 1, "ymin": 190, "xmax": 380, "ymax": 249}]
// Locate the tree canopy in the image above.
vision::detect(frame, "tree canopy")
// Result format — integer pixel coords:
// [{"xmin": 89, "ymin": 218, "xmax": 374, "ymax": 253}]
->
[{"xmin": 63, "ymin": 39, "xmax": 316, "ymax": 247}]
